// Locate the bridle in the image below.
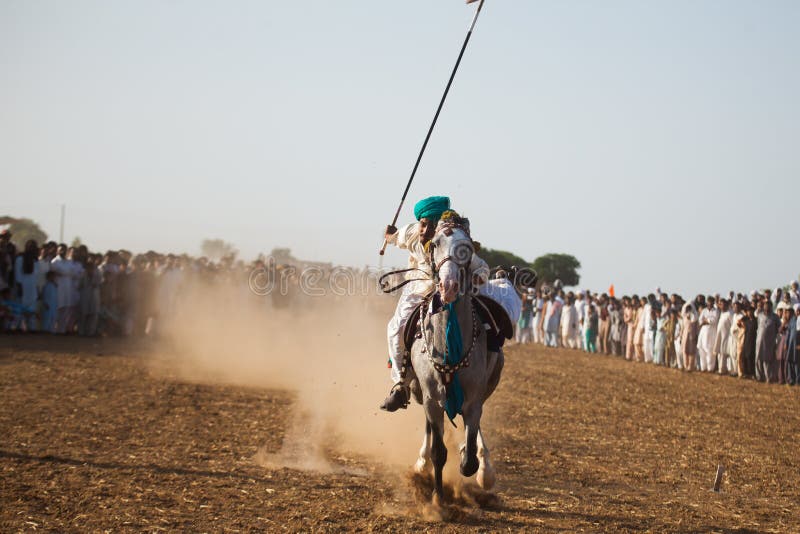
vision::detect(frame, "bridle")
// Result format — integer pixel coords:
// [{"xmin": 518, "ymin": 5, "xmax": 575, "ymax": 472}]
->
[
  {"xmin": 428, "ymin": 221, "xmax": 474, "ymax": 289},
  {"xmin": 378, "ymin": 219, "xmax": 475, "ymax": 294}
]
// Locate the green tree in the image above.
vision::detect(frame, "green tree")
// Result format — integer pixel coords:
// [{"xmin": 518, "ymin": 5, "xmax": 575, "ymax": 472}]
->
[
  {"xmin": 531, "ymin": 253, "xmax": 581, "ymax": 287},
  {"xmin": 479, "ymin": 247, "xmax": 532, "ymax": 270},
  {"xmin": 201, "ymin": 238, "xmax": 238, "ymax": 260},
  {"xmin": 2, "ymin": 217, "xmax": 48, "ymax": 249}
]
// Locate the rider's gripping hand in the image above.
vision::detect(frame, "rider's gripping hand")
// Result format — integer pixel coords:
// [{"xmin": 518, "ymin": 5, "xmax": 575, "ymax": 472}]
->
[{"xmin": 385, "ymin": 225, "xmax": 398, "ymax": 240}]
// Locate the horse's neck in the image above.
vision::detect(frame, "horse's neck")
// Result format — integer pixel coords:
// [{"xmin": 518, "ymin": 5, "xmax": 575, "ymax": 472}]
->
[
  {"xmin": 432, "ymin": 294, "xmax": 474, "ymax": 347},
  {"xmin": 453, "ymin": 293, "xmax": 473, "ymax": 334}
]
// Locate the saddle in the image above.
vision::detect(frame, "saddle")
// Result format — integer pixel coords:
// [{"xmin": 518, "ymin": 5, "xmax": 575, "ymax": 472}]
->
[{"xmin": 403, "ymin": 295, "xmax": 515, "ymax": 352}]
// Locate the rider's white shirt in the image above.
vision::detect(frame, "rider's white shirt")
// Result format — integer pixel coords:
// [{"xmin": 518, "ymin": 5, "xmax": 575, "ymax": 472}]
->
[{"xmin": 479, "ymin": 278, "xmax": 522, "ymax": 324}]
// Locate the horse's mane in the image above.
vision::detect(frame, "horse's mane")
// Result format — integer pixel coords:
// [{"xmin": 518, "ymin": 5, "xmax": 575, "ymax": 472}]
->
[{"xmin": 437, "ymin": 210, "xmax": 471, "ymax": 238}]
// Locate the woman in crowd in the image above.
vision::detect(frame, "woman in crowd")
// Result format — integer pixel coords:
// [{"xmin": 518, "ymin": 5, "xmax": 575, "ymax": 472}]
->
[
  {"xmin": 664, "ymin": 307, "xmax": 678, "ymax": 367},
  {"xmin": 585, "ymin": 302, "xmax": 598, "ymax": 353},
  {"xmin": 681, "ymin": 302, "xmax": 699, "ymax": 371},
  {"xmin": 775, "ymin": 305, "xmax": 793, "ymax": 385},
  {"xmin": 598, "ymin": 297, "xmax": 610, "ymax": 354},
  {"xmin": 633, "ymin": 296, "xmax": 645, "ymax": 362},
  {"xmin": 742, "ymin": 304, "xmax": 758, "ymax": 377},
  {"xmin": 516, "ymin": 288, "xmax": 534, "ymax": 344},
  {"xmin": 624, "ymin": 296, "xmax": 637, "ymax": 361}
]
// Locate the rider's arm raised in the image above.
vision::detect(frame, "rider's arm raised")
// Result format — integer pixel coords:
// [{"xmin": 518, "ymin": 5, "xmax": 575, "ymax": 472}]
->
[{"xmin": 387, "ymin": 223, "xmax": 420, "ymax": 251}]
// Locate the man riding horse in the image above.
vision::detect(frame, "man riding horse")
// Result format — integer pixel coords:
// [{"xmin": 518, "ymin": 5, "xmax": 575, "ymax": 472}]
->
[{"xmin": 380, "ymin": 195, "xmax": 500, "ymax": 411}]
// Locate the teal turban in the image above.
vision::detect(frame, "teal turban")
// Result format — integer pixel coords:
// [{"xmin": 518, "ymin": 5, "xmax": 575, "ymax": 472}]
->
[{"xmin": 414, "ymin": 196, "xmax": 450, "ymax": 221}]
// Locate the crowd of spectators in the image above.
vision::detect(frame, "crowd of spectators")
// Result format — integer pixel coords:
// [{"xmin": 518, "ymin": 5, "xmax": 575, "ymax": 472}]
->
[
  {"xmin": 515, "ymin": 281, "xmax": 800, "ymax": 386},
  {"xmin": 0, "ymin": 230, "xmax": 258, "ymax": 336},
  {"xmin": 4, "ymin": 227, "xmax": 798, "ymax": 388},
  {"xmin": 0, "ymin": 230, "xmax": 384, "ymax": 337}
]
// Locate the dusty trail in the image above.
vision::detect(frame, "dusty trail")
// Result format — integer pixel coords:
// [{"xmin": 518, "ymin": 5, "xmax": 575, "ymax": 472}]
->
[{"xmin": 2, "ymin": 334, "xmax": 799, "ymax": 532}]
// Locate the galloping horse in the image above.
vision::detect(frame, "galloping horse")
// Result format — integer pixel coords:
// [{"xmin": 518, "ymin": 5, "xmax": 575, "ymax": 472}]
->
[{"xmin": 406, "ymin": 217, "xmax": 504, "ymax": 504}]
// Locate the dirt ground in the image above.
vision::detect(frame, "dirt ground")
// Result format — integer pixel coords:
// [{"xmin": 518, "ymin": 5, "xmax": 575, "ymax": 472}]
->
[{"xmin": 1, "ymin": 335, "xmax": 798, "ymax": 533}]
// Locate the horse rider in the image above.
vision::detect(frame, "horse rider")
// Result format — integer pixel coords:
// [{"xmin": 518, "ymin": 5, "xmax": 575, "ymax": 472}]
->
[{"xmin": 380, "ymin": 195, "xmax": 490, "ymax": 412}]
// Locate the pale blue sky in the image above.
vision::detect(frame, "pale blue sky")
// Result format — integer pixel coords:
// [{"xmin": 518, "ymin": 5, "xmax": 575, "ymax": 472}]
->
[{"xmin": 1, "ymin": 0, "xmax": 798, "ymax": 296}]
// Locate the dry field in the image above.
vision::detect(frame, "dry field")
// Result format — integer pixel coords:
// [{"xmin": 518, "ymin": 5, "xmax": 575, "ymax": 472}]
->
[{"xmin": 1, "ymin": 334, "xmax": 798, "ymax": 532}]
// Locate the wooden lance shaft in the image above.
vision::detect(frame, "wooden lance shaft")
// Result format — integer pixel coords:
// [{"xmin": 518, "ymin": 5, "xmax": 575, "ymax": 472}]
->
[{"xmin": 379, "ymin": 0, "xmax": 486, "ymax": 255}]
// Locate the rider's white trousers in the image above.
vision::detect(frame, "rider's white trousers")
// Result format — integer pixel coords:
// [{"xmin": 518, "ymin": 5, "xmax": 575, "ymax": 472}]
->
[{"xmin": 387, "ymin": 285, "xmax": 425, "ymax": 384}]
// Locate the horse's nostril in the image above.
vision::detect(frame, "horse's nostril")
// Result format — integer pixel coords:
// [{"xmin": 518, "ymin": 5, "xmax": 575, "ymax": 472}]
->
[{"xmin": 439, "ymin": 280, "xmax": 459, "ymax": 300}]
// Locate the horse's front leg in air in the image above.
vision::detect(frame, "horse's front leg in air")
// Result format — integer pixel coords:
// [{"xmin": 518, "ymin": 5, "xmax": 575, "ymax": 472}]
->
[
  {"xmin": 460, "ymin": 403, "xmax": 481, "ymax": 478},
  {"xmin": 476, "ymin": 427, "xmax": 496, "ymax": 490},
  {"xmin": 414, "ymin": 421, "xmax": 432, "ymax": 474}
]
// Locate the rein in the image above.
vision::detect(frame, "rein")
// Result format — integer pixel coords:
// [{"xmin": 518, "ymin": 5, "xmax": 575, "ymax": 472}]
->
[
  {"xmin": 380, "ymin": 220, "xmax": 473, "ymax": 294},
  {"xmin": 379, "ymin": 267, "xmax": 429, "ymax": 294},
  {"xmin": 428, "ymin": 220, "xmax": 474, "ymax": 285}
]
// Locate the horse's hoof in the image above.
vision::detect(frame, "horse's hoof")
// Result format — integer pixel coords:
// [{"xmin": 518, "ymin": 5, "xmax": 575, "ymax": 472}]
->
[
  {"xmin": 477, "ymin": 466, "xmax": 496, "ymax": 490},
  {"xmin": 413, "ymin": 457, "xmax": 430, "ymax": 474},
  {"xmin": 460, "ymin": 453, "xmax": 479, "ymax": 478},
  {"xmin": 431, "ymin": 491, "xmax": 443, "ymax": 508}
]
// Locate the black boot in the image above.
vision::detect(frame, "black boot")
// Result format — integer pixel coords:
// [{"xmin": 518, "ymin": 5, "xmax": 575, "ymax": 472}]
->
[{"xmin": 380, "ymin": 383, "xmax": 409, "ymax": 412}]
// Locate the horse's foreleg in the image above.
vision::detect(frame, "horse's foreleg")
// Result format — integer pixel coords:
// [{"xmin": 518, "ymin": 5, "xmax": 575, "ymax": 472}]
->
[
  {"xmin": 425, "ymin": 403, "xmax": 446, "ymax": 504},
  {"xmin": 460, "ymin": 403, "xmax": 481, "ymax": 478},
  {"xmin": 476, "ymin": 428, "xmax": 496, "ymax": 490},
  {"xmin": 413, "ymin": 421, "xmax": 432, "ymax": 474}
]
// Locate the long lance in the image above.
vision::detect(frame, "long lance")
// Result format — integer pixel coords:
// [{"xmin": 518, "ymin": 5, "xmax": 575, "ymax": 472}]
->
[{"xmin": 379, "ymin": 0, "xmax": 486, "ymax": 256}]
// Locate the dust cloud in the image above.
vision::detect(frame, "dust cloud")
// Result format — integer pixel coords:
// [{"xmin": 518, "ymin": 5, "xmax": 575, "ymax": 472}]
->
[{"xmin": 149, "ymin": 276, "xmax": 426, "ymax": 472}]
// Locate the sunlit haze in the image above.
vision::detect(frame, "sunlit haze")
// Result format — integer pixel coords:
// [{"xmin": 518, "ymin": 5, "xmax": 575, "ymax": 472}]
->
[{"xmin": 2, "ymin": 0, "xmax": 798, "ymax": 296}]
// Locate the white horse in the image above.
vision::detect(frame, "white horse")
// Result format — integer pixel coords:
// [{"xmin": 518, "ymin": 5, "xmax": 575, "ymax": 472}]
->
[{"xmin": 407, "ymin": 217, "xmax": 504, "ymax": 504}]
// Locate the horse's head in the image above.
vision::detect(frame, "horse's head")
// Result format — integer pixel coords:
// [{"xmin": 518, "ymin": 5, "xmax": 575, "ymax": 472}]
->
[{"xmin": 429, "ymin": 217, "xmax": 474, "ymax": 304}]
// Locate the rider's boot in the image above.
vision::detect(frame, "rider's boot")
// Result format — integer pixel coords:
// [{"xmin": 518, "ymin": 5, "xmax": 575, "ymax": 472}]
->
[{"xmin": 380, "ymin": 382, "xmax": 409, "ymax": 412}]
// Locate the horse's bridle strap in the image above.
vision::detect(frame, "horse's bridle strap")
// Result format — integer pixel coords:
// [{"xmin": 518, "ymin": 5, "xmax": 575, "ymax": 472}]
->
[
  {"xmin": 435, "ymin": 256, "xmax": 456, "ymax": 271},
  {"xmin": 379, "ymin": 267, "xmax": 429, "ymax": 294}
]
